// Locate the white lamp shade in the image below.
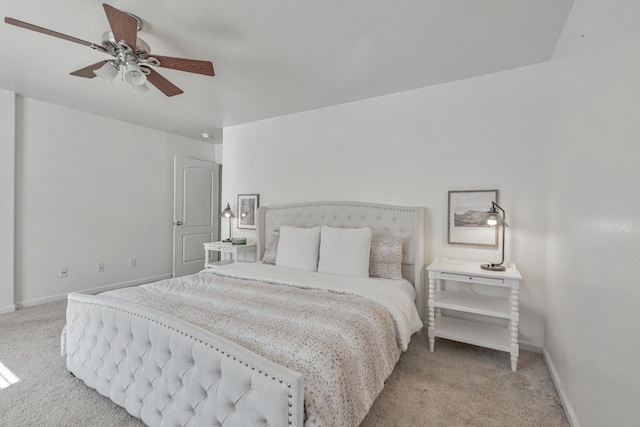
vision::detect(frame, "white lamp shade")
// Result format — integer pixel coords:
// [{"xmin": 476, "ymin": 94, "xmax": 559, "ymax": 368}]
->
[
  {"xmin": 124, "ymin": 62, "xmax": 147, "ymax": 86},
  {"xmin": 94, "ymin": 61, "xmax": 118, "ymax": 83},
  {"xmin": 131, "ymin": 83, "xmax": 150, "ymax": 93}
]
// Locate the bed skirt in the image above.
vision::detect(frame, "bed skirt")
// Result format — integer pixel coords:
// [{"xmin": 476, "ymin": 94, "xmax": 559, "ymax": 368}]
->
[{"xmin": 63, "ymin": 292, "xmax": 304, "ymax": 427}]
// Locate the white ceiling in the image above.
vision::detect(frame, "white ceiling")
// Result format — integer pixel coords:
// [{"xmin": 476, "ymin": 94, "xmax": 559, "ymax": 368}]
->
[{"xmin": 0, "ymin": 1, "xmax": 573, "ymax": 141}]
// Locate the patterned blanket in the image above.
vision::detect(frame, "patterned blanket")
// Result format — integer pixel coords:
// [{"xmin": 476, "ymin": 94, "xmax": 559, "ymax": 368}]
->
[{"xmin": 101, "ymin": 270, "xmax": 402, "ymax": 427}]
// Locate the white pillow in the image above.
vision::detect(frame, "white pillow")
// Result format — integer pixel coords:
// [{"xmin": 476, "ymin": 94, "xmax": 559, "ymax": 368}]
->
[
  {"xmin": 276, "ymin": 226, "xmax": 321, "ymax": 272},
  {"xmin": 318, "ymin": 226, "xmax": 373, "ymax": 277}
]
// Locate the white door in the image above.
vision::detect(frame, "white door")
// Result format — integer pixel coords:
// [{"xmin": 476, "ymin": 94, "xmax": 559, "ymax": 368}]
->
[{"xmin": 173, "ymin": 157, "xmax": 220, "ymax": 277}]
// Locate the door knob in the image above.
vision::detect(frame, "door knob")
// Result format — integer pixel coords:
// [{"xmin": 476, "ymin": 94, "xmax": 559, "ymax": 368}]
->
[{"xmin": 174, "ymin": 221, "xmax": 183, "ymax": 226}]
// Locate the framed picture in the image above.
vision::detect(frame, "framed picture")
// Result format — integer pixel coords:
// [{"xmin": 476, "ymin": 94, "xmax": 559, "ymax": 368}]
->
[
  {"xmin": 447, "ymin": 190, "xmax": 499, "ymax": 247},
  {"xmin": 237, "ymin": 194, "xmax": 259, "ymax": 229}
]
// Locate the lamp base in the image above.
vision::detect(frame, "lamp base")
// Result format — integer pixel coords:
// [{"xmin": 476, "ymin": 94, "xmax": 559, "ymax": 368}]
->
[{"xmin": 481, "ymin": 263, "xmax": 506, "ymax": 271}]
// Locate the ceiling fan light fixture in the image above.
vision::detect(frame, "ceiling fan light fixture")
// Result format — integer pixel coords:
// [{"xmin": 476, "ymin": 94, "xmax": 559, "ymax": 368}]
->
[
  {"xmin": 131, "ymin": 82, "xmax": 150, "ymax": 93},
  {"xmin": 94, "ymin": 61, "xmax": 119, "ymax": 83},
  {"xmin": 6, "ymin": 3, "xmax": 214, "ymax": 97},
  {"xmin": 124, "ymin": 62, "xmax": 146, "ymax": 86}
]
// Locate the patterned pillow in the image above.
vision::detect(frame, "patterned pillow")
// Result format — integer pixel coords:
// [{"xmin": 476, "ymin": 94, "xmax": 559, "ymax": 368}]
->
[
  {"xmin": 369, "ymin": 236, "xmax": 403, "ymax": 280},
  {"xmin": 262, "ymin": 230, "xmax": 280, "ymax": 264}
]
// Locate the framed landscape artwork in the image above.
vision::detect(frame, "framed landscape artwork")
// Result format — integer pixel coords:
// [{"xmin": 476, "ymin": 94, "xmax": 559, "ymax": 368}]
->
[
  {"xmin": 237, "ymin": 194, "xmax": 259, "ymax": 229},
  {"xmin": 447, "ymin": 189, "xmax": 498, "ymax": 247}
]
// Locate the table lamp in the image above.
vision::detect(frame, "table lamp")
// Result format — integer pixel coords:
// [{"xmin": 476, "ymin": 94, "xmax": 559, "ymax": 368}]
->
[
  {"xmin": 481, "ymin": 202, "xmax": 508, "ymax": 271},
  {"xmin": 219, "ymin": 202, "xmax": 235, "ymax": 242}
]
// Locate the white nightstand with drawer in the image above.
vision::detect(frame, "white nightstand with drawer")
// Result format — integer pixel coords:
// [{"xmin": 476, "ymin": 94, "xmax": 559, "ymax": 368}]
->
[
  {"xmin": 426, "ymin": 257, "xmax": 523, "ymax": 371},
  {"xmin": 203, "ymin": 241, "xmax": 257, "ymax": 269}
]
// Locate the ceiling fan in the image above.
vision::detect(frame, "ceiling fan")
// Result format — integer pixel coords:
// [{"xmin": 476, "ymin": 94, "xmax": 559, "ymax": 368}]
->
[{"xmin": 4, "ymin": 3, "xmax": 214, "ymax": 97}]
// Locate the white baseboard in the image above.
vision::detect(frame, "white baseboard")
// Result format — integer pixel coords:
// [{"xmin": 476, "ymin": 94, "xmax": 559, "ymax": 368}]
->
[
  {"xmin": 15, "ymin": 274, "xmax": 173, "ymax": 309},
  {"xmin": 520, "ymin": 341, "xmax": 542, "ymax": 354},
  {"xmin": 0, "ymin": 304, "xmax": 17, "ymax": 314},
  {"xmin": 543, "ymin": 347, "xmax": 579, "ymax": 427}
]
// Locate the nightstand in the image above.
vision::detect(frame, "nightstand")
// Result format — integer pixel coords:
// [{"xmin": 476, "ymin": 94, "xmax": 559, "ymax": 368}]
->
[
  {"xmin": 203, "ymin": 241, "xmax": 257, "ymax": 269},
  {"xmin": 426, "ymin": 257, "xmax": 523, "ymax": 371}
]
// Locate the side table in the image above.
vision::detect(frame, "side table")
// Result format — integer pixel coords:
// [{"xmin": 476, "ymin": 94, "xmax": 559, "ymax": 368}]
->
[
  {"xmin": 427, "ymin": 257, "xmax": 523, "ymax": 371},
  {"xmin": 203, "ymin": 241, "xmax": 257, "ymax": 269}
]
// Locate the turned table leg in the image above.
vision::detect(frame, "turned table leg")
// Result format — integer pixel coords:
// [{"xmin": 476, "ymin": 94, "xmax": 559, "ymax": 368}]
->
[
  {"xmin": 509, "ymin": 286, "xmax": 520, "ymax": 372},
  {"xmin": 428, "ymin": 277, "xmax": 435, "ymax": 352}
]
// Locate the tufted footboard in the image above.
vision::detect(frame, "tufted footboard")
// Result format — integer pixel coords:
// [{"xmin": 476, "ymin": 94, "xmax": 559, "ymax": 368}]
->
[{"xmin": 64, "ymin": 292, "xmax": 304, "ymax": 427}]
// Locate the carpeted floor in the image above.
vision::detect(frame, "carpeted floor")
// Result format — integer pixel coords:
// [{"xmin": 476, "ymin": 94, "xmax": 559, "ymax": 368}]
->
[{"xmin": 0, "ymin": 301, "xmax": 568, "ymax": 427}]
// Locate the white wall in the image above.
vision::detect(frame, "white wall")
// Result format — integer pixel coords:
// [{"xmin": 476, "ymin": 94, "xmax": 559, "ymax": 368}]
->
[
  {"xmin": 12, "ymin": 97, "xmax": 215, "ymax": 306},
  {"xmin": 222, "ymin": 63, "xmax": 550, "ymax": 349},
  {"xmin": 0, "ymin": 89, "xmax": 15, "ymax": 313},
  {"xmin": 545, "ymin": 1, "xmax": 640, "ymax": 426}
]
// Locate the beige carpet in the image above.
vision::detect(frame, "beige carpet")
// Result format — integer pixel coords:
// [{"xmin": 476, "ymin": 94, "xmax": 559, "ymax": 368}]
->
[{"xmin": 0, "ymin": 301, "xmax": 567, "ymax": 427}]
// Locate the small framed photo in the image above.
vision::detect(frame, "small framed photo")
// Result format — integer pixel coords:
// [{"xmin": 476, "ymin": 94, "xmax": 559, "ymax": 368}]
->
[
  {"xmin": 447, "ymin": 190, "xmax": 499, "ymax": 247},
  {"xmin": 237, "ymin": 194, "xmax": 259, "ymax": 229}
]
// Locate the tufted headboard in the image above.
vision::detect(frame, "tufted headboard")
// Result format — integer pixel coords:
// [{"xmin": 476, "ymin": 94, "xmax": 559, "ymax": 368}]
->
[{"xmin": 256, "ymin": 201, "xmax": 426, "ymax": 319}]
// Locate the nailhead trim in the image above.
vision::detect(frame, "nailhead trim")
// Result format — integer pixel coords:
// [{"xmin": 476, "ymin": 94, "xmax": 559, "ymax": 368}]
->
[{"xmin": 68, "ymin": 297, "xmax": 298, "ymax": 425}]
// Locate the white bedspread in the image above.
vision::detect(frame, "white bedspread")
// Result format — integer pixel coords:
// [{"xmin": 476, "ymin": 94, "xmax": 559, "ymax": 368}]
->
[
  {"xmin": 206, "ymin": 262, "xmax": 423, "ymax": 350},
  {"xmin": 95, "ymin": 263, "xmax": 421, "ymax": 427}
]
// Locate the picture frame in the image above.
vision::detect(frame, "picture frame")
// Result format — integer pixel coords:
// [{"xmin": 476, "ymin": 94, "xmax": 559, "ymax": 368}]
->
[
  {"xmin": 237, "ymin": 194, "xmax": 259, "ymax": 229},
  {"xmin": 447, "ymin": 189, "xmax": 499, "ymax": 247}
]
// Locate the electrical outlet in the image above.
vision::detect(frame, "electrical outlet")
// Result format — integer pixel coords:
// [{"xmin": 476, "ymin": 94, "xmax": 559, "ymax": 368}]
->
[
  {"xmin": 59, "ymin": 267, "xmax": 68, "ymax": 278},
  {"xmin": 129, "ymin": 258, "xmax": 137, "ymax": 268},
  {"xmin": 97, "ymin": 263, "xmax": 105, "ymax": 273}
]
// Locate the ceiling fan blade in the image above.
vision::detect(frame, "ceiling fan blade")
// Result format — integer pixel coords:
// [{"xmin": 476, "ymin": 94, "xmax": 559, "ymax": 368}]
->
[
  {"xmin": 145, "ymin": 68, "xmax": 183, "ymax": 97},
  {"xmin": 70, "ymin": 61, "xmax": 110, "ymax": 78},
  {"xmin": 102, "ymin": 3, "xmax": 137, "ymax": 49},
  {"xmin": 4, "ymin": 17, "xmax": 97, "ymax": 48},
  {"xmin": 152, "ymin": 55, "xmax": 215, "ymax": 76}
]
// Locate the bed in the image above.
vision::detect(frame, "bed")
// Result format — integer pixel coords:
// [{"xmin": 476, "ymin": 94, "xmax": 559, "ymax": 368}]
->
[{"xmin": 63, "ymin": 201, "xmax": 425, "ymax": 427}]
